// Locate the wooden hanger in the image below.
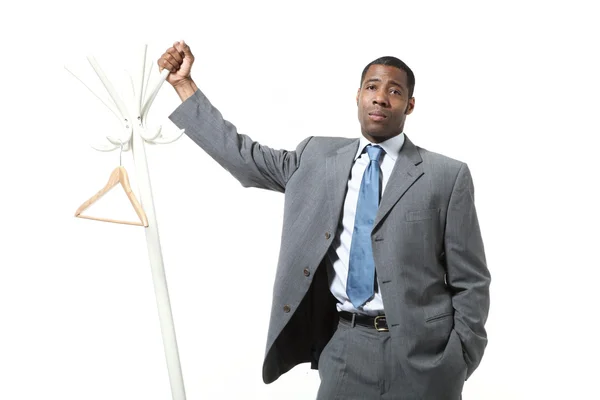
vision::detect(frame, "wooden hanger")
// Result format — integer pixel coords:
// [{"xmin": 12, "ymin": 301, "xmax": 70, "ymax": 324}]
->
[{"xmin": 75, "ymin": 166, "xmax": 149, "ymax": 227}]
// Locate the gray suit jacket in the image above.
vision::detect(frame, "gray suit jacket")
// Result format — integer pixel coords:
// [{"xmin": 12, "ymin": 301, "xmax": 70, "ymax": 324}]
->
[{"xmin": 170, "ymin": 89, "xmax": 491, "ymax": 399}]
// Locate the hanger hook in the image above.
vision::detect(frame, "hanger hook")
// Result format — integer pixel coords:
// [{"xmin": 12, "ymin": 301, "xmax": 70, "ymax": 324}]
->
[{"xmin": 118, "ymin": 139, "xmax": 124, "ymax": 166}]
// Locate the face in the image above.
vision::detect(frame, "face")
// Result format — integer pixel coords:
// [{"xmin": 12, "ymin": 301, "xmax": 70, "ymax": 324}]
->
[{"xmin": 356, "ymin": 64, "xmax": 415, "ymax": 143}]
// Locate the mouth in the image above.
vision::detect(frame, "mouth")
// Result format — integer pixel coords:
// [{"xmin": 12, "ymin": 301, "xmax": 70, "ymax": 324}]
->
[{"xmin": 368, "ymin": 111, "xmax": 387, "ymax": 122}]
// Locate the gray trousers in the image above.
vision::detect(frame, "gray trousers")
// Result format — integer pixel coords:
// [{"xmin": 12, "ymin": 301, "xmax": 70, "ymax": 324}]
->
[{"xmin": 316, "ymin": 318, "xmax": 462, "ymax": 400}]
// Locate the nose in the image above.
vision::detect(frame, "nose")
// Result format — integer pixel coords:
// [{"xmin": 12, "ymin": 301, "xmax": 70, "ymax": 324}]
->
[{"xmin": 372, "ymin": 89, "xmax": 389, "ymax": 107}]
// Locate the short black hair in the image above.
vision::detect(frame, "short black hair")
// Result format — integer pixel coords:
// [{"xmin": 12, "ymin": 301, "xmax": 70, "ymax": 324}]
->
[{"xmin": 360, "ymin": 56, "xmax": 415, "ymax": 97}]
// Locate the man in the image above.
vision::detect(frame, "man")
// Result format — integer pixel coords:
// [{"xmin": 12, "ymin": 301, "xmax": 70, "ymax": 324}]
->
[{"xmin": 159, "ymin": 40, "xmax": 490, "ymax": 399}]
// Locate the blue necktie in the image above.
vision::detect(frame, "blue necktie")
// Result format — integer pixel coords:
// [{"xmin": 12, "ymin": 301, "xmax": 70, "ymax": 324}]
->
[{"xmin": 347, "ymin": 145, "xmax": 383, "ymax": 308}]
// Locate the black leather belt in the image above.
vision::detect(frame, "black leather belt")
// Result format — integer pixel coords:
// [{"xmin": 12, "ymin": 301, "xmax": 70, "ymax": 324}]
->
[{"xmin": 339, "ymin": 311, "xmax": 389, "ymax": 332}]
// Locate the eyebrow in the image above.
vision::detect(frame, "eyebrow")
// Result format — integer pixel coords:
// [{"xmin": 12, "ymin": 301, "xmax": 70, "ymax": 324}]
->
[{"xmin": 363, "ymin": 78, "xmax": 406, "ymax": 90}]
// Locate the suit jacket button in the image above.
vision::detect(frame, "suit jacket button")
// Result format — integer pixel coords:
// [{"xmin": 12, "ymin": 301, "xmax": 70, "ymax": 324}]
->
[
  {"xmin": 325, "ymin": 232, "xmax": 331, "ymax": 240},
  {"xmin": 303, "ymin": 268, "xmax": 310, "ymax": 277},
  {"xmin": 283, "ymin": 305, "xmax": 291, "ymax": 313}
]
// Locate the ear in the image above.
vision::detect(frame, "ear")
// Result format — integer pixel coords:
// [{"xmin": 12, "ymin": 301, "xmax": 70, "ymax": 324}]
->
[
  {"xmin": 356, "ymin": 88, "xmax": 360, "ymax": 105},
  {"xmin": 405, "ymin": 97, "xmax": 415, "ymax": 115}
]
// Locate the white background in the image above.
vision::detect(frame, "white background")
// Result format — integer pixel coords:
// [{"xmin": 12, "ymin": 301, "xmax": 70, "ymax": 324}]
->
[{"xmin": 1, "ymin": 1, "xmax": 599, "ymax": 399}]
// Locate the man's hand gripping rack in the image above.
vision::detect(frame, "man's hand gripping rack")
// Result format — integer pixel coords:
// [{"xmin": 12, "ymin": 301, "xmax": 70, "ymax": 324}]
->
[{"xmin": 66, "ymin": 45, "xmax": 188, "ymax": 400}]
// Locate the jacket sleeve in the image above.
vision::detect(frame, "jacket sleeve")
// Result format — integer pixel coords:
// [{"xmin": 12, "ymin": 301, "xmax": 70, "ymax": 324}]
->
[
  {"xmin": 444, "ymin": 163, "xmax": 491, "ymax": 380},
  {"xmin": 168, "ymin": 89, "xmax": 311, "ymax": 192}
]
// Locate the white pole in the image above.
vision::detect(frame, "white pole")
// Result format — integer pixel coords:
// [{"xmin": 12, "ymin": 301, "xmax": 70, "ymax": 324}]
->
[
  {"xmin": 130, "ymin": 49, "xmax": 187, "ymax": 400},
  {"xmin": 131, "ymin": 121, "xmax": 187, "ymax": 400}
]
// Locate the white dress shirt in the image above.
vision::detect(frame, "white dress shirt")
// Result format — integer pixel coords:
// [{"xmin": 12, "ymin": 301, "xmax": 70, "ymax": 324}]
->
[{"xmin": 326, "ymin": 132, "xmax": 406, "ymax": 316}]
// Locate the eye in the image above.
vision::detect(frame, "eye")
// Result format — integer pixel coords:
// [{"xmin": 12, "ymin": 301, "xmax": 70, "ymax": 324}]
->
[
  {"xmin": 390, "ymin": 89, "xmax": 402, "ymax": 95},
  {"xmin": 366, "ymin": 84, "xmax": 376, "ymax": 90}
]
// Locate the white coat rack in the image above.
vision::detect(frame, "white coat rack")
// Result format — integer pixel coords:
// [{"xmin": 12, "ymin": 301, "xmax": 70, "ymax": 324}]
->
[{"xmin": 66, "ymin": 45, "xmax": 187, "ymax": 400}]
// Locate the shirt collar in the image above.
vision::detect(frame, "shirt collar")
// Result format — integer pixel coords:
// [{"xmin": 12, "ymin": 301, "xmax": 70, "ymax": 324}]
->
[{"xmin": 354, "ymin": 132, "xmax": 406, "ymax": 162}]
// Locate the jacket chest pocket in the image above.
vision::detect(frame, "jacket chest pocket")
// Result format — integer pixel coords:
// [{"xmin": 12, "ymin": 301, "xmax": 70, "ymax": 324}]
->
[{"xmin": 405, "ymin": 208, "xmax": 440, "ymax": 222}]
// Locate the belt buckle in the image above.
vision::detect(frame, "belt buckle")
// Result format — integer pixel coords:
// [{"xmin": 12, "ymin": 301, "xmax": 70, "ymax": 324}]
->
[{"xmin": 374, "ymin": 315, "xmax": 388, "ymax": 332}]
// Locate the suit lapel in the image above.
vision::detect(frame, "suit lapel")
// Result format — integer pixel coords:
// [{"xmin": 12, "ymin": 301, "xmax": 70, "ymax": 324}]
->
[
  {"xmin": 326, "ymin": 139, "xmax": 360, "ymax": 227},
  {"xmin": 374, "ymin": 136, "xmax": 424, "ymax": 229}
]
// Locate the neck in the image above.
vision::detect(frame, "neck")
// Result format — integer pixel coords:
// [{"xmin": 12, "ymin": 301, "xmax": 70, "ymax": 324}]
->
[{"xmin": 361, "ymin": 131, "xmax": 402, "ymax": 144}]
